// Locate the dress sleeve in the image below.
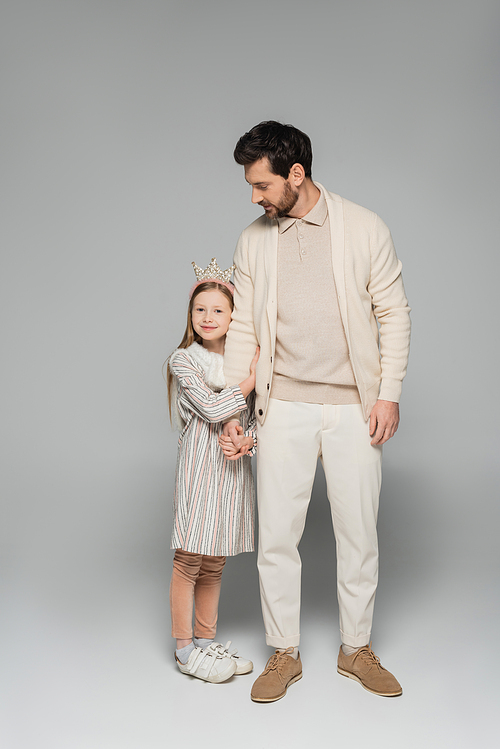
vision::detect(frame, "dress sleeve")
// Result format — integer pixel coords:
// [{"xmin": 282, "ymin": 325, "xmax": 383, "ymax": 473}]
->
[
  {"xmin": 170, "ymin": 351, "xmax": 247, "ymax": 423},
  {"xmin": 242, "ymin": 391, "xmax": 257, "ymax": 456}
]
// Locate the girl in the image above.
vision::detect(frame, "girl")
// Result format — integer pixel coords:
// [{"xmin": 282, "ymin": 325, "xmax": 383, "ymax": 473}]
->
[{"xmin": 166, "ymin": 259, "xmax": 259, "ymax": 684}]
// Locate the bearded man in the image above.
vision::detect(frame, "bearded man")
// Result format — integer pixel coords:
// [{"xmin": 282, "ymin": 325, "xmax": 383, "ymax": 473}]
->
[{"xmin": 222, "ymin": 121, "xmax": 411, "ymax": 703}]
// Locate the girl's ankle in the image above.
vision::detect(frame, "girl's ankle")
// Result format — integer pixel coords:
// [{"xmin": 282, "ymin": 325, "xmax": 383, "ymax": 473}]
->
[{"xmin": 176, "ymin": 638, "xmax": 193, "ymax": 650}]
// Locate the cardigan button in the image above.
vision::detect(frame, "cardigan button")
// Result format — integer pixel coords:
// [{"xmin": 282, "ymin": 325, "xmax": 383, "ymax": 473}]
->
[
  {"xmin": 258, "ymin": 409, "xmax": 263, "ymax": 416},
  {"xmin": 266, "ymin": 383, "xmax": 270, "ymax": 390}
]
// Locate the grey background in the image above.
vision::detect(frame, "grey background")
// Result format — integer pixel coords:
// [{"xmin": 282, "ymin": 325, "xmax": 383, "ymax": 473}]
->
[{"xmin": 1, "ymin": 1, "xmax": 499, "ymax": 747}]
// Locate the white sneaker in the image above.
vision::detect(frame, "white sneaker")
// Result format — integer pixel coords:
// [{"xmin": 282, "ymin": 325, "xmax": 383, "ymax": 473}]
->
[
  {"xmin": 175, "ymin": 644, "xmax": 237, "ymax": 683},
  {"xmin": 211, "ymin": 641, "xmax": 253, "ymax": 675}
]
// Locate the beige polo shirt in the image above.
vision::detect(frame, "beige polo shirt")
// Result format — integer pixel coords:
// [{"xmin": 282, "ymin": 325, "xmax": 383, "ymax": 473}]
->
[{"xmin": 271, "ymin": 189, "xmax": 360, "ymax": 405}]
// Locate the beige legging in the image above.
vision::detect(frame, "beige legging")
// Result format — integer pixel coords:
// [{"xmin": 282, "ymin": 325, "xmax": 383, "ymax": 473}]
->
[{"xmin": 170, "ymin": 549, "xmax": 226, "ymax": 640}]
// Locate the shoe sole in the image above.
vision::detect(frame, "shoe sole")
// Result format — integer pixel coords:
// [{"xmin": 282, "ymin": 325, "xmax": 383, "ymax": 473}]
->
[
  {"xmin": 235, "ymin": 664, "xmax": 253, "ymax": 675},
  {"xmin": 177, "ymin": 666, "xmax": 236, "ymax": 683},
  {"xmin": 250, "ymin": 672, "xmax": 302, "ymax": 703},
  {"xmin": 175, "ymin": 654, "xmax": 236, "ymax": 683},
  {"xmin": 337, "ymin": 667, "xmax": 402, "ymax": 697}
]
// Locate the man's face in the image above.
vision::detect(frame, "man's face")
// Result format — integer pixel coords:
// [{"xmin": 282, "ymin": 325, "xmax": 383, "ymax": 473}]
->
[{"xmin": 244, "ymin": 158, "xmax": 299, "ymax": 219}]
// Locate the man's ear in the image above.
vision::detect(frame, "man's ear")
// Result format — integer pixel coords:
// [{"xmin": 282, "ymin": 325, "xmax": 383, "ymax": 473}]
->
[{"xmin": 289, "ymin": 163, "xmax": 305, "ymax": 187}]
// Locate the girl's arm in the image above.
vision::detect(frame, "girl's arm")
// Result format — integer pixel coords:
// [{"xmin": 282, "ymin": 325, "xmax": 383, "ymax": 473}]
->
[
  {"xmin": 236, "ymin": 346, "xmax": 259, "ymax": 399},
  {"xmin": 170, "ymin": 352, "xmax": 248, "ymax": 424},
  {"xmin": 219, "ymin": 392, "xmax": 257, "ymax": 459},
  {"xmin": 242, "ymin": 391, "xmax": 257, "ymax": 456}
]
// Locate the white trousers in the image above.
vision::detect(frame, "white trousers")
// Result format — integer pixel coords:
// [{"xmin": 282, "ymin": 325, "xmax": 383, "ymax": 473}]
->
[{"xmin": 256, "ymin": 399, "xmax": 382, "ymax": 648}]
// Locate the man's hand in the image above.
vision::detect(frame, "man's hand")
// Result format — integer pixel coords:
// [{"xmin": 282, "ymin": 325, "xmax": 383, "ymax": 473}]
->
[
  {"xmin": 221, "ymin": 420, "xmax": 249, "ymax": 459},
  {"xmin": 219, "ymin": 433, "xmax": 253, "ymax": 460},
  {"xmin": 222, "ymin": 420, "xmax": 243, "ymax": 449},
  {"xmin": 369, "ymin": 400, "xmax": 400, "ymax": 445},
  {"xmin": 219, "ymin": 433, "xmax": 241, "ymax": 458}
]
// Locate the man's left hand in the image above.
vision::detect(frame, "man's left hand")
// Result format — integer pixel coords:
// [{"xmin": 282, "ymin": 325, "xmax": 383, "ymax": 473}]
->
[
  {"xmin": 219, "ymin": 432, "xmax": 251, "ymax": 460},
  {"xmin": 220, "ymin": 422, "xmax": 249, "ymax": 460},
  {"xmin": 369, "ymin": 400, "xmax": 400, "ymax": 445}
]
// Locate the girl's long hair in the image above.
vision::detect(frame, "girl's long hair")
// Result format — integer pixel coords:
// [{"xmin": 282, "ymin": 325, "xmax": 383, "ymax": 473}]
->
[{"xmin": 164, "ymin": 281, "xmax": 234, "ymax": 424}]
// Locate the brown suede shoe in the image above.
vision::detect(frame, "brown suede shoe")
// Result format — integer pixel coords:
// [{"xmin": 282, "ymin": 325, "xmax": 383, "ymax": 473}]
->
[
  {"xmin": 337, "ymin": 644, "xmax": 402, "ymax": 697},
  {"xmin": 250, "ymin": 648, "xmax": 302, "ymax": 703}
]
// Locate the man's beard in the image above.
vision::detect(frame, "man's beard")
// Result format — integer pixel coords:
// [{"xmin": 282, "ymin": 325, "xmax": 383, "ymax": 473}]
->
[{"xmin": 265, "ymin": 181, "xmax": 299, "ymax": 219}]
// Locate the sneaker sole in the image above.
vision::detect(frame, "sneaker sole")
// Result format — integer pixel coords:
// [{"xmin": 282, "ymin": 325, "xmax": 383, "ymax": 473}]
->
[
  {"xmin": 250, "ymin": 672, "xmax": 302, "ymax": 703},
  {"xmin": 234, "ymin": 664, "xmax": 253, "ymax": 675},
  {"xmin": 337, "ymin": 667, "xmax": 402, "ymax": 697},
  {"xmin": 175, "ymin": 654, "xmax": 236, "ymax": 683}
]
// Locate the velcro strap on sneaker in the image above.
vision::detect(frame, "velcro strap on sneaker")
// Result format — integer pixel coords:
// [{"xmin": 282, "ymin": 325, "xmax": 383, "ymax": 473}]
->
[
  {"xmin": 187, "ymin": 648, "xmax": 214, "ymax": 676},
  {"xmin": 188, "ymin": 644, "xmax": 225, "ymax": 677}
]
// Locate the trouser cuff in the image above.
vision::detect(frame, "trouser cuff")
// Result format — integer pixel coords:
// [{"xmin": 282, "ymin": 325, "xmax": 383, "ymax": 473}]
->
[
  {"xmin": 340, "ymin": 630, "xmax": 371, "ymax": 648},
  {"xmin": 265, "ymin": 633, "xmax": 300, "ymax": 648}
]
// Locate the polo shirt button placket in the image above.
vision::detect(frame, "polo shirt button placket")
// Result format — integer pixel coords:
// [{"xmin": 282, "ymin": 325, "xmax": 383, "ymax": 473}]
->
[{"xmin": 298, "ymin": 221, "xmax": 305, "ymax": 256}]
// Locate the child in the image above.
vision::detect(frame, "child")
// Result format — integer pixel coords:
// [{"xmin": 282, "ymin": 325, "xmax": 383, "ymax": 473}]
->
[{"xmin": 166, "ymin": 258, "xmax": 259, "ymax": 684}]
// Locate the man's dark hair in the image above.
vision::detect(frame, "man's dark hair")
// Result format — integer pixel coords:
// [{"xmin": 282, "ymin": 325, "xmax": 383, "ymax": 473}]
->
[{"xmin": 234, "ymin": 121, "xmax": 313, "ymax": 179}]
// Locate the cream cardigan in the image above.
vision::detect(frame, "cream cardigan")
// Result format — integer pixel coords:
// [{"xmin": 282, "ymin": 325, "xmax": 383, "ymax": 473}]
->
[{"xmin": 223, "ymin": 184, "xmax": 411, "ymax": 423}]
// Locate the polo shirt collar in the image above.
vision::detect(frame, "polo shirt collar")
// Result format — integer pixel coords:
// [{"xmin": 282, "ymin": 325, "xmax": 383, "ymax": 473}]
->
[{"xmin": 277, "ymin": 188, "xmax": 327, "ymax": 233}]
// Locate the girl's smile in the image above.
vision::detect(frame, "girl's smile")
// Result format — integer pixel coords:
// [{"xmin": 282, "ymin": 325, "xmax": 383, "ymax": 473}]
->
[{"xmin": 191, "ymin": 289, "xmax": 232, "ymax": 353}]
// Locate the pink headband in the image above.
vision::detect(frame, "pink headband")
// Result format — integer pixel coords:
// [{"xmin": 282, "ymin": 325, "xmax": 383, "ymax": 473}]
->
[{"xmin": 189, "ymin": 279, "xmax": 235, "ymax": 299}]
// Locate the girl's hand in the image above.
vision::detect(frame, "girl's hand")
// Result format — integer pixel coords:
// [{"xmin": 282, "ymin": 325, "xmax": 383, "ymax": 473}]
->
[
  {"xmin": 238, "ymin": 346, "xmax": 260, "ymax": 398},
  {"xmin": 219, "ymin": 434, "xmax": 253, "ymax": 460},
  {"xmin": 219, "ymin": 434, "xmax": 241, "ymax": 457},
  {"xmin": 248, "ymin": 346, "xmax": 260, "ymax": 389},
  {"xmin": 219, "ymin": 424, "xmax": 244, "ymax": 456},
  {"xmin": 250, "ymin": 346, "xmax": 260, "ymax": 376}
]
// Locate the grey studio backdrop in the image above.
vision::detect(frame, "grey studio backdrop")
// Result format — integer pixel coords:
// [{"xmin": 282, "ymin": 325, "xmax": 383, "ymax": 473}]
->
[{"xmin": 1, "ymin": 1, "xmax": 499, "ymax": 748}]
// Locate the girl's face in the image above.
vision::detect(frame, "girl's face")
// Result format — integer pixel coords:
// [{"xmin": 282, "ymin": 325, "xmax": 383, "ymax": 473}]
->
[{"xmin": 191, "ymin": 289, "xmax": 232, "ymax": 350}]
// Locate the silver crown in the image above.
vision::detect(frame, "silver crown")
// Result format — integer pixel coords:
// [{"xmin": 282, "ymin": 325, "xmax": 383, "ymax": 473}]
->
[{"xmin": 191, "ymin": 257, "xmax": 235, "ymax": 284}]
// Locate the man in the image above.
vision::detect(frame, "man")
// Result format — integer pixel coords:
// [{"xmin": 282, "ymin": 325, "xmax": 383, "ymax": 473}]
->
[{"xmin": 223, "ymin": 121, "xmax": 411, "ymax": 703}]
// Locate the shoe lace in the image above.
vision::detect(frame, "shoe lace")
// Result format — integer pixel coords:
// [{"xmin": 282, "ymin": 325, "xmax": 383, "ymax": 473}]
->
[
  {"xmin": 262, "ymin": 647, "xmax": 295, "ymax": 681},
  {"xmin": 356, "ymin": 642, "xmax": 382, "ymax": 671}
]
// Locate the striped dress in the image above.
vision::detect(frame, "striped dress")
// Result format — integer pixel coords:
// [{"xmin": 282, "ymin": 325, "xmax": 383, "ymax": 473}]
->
[{"xmin": 169, "ymin": 344, "xmax": 256, "ymax": 556}]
